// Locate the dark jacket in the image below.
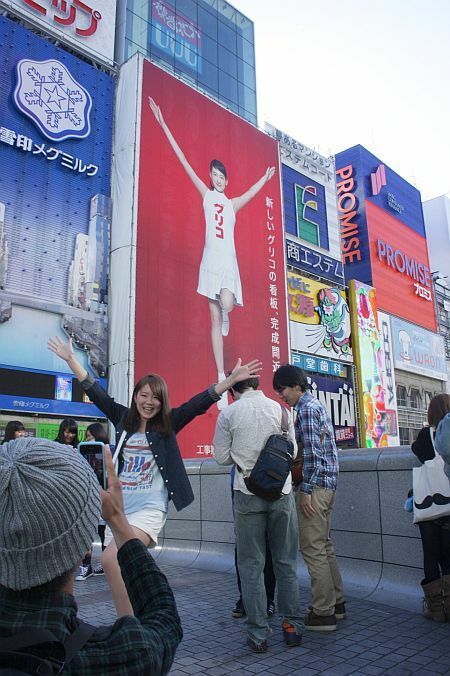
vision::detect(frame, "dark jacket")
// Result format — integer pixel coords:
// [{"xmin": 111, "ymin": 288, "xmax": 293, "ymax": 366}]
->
[
  {"xmin": 0, "ymin": 539, "xmax": 182, "ymax": 675},
  {"xmin": 80, "ymin": 376, "xmax": 219, "ymax": 511}
]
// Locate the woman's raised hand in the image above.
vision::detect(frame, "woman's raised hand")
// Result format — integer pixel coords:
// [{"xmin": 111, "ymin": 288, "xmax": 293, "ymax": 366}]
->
[
  {"xmin": 265, "ymin": 167, "xmax": 276, "ymax": 182},
  {"xmin": 149, "ymin": 97, "xmax": 164, "ymax": 126},
  {"xmin": 230, "ymin": 358, "xmax": 263, "ymax": 385},
  {"xmin": 47, "ymin": 335, "xmax": 73, "ymax": 363}
]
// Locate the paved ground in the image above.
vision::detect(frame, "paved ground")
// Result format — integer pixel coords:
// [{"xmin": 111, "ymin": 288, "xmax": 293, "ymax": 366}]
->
[{"xmin": 76, "ymin": 563, "xmax": 450, "ymax": 675}]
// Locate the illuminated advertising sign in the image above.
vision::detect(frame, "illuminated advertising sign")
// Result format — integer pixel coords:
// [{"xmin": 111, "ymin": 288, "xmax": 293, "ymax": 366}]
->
[
  {"xmin": 1, "ymin": 0, "xmax": 117, "ymax": 67},
  {"xmin": 377, "ymin": 312, "xmax": 399, "ymax": 446},
  {"xmin": 307, "ymin": 374, "xmax": 357, "ymax": 447},
  {"xmin": 367, "ymin": 201, "xmax": 436, "ymax": 331},
  {"xmin": 150, "ymin": 0, "xmax": 202, "ymax": 74},
  {"xmin": 391, "ymin": 317, "xmax": 447, "ymax": 381},
  {"xmin": 111, "ymin": 57, "xmax": 288, "ymax": 459},
  {"xmin": 349, "ymin": 280, "xmax": 391, "ymax": 448},
  {"xmin": 286, "ymin": 239, "xmax": 344, "ymax": 286},
  {"xmin": 288, "ymin": 270, "xmax": 352, "ymax": 362},
  {"xmin": 0, "ymin": 16, "xmax": 113, "ymax": 415},
  {"xmin": 291, "ymin": 351, "xmax": 348, "ymax": 378}
]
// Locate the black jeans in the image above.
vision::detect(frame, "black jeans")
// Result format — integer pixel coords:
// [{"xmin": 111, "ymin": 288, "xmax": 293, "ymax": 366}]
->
[{"xmin": 419, "ymin": 519, "xmax": 450, "ymax": 582}]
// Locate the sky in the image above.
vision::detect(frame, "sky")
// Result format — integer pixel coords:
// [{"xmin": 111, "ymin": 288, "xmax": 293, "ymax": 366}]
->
[{"xmin": 235, "ymin": 0, "xmax": 450, "ymax": 202}]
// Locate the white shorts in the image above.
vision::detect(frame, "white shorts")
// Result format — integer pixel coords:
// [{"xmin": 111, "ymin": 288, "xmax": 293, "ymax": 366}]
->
[{"xmin": 104, "ymin": 508, "xmax": 167, "ymax": 549}]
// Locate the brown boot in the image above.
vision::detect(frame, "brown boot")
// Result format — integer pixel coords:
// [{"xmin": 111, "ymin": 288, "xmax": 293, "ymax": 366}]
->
[
  {"xmin": 442, "ymin": 574, "xmax": 450, "ymax": 622},
  {"xmin": 421, "ymin": 579, "xmax": 445, "ymax": 622}
]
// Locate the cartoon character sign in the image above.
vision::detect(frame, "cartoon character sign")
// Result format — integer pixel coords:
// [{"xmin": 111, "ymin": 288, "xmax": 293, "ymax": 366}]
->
[{"xmin": 288, "ymin": 271, "xmax": 352, "ymax": 362}]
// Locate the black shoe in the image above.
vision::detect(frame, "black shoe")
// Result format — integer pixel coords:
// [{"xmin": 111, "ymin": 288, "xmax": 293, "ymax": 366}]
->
[
  {"xmin": 232, "ymin": 598, "xmax": 246, "ymax": 619},
  {"xmin": 282, "ymin": 621, "xmax": 302, "ymax": 647},
  {"xmin": 267, "ymin": 601, "xmax": 275, "ymax": 617},
  {"xmin": 335, "ymin": 602, "xmax": 346, "ymax": 619},
  {"xmin": 246, "ymin": 637, "xmax": 268, "ymax": 653},
  {"xmin": 304, "ymin": 609, "xmax": 337, "ymax": 632}
]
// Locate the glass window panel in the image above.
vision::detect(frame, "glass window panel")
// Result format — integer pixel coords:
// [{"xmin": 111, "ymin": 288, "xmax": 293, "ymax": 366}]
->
[
  {"xmin": 198, "ymin": 58, "xmax": 219, "ymax": 94},
  {"xmin": 237, "ymin": 57, "xmax": 255, "ymax": 90},
  {"xmin": 238, "ymin": 36, "xmax": 255, "ymax": 67},
  {"xmin": 198, "ymin": 4, "xmax": 218, "ymax": 38},
  {"xmin": 236, "ymin": 15, "xmax": 254, "ymax": 43},
  {"xmin": 218, "ymin": 45, "xmax": 237, "ymax": 77},
  {"xmin": 218, "ymin": 18, "xmax": 236, "ymax": 51},
  {"xmin": 238, "ymin": 82, "xmax": 257, "ymax": 116},
  {"xmin": 175, "ymin": 0, "xmax": 198, "ymax": 21},
  {"xmin": 202, "ymin": 33, "xmax": 218, "ymax": 66},
  {"xmin": 220, "ymin": 96, "xmax": 238, "ymax": 115},
  {"xmin": 219, "ymin": 70, "xmax": 238, "ymax": 105}
]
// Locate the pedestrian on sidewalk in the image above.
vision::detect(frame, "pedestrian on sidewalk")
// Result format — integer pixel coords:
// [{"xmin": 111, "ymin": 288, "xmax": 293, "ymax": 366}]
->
[
  {"xmin": 213, "ymin": 376, "xmax": 303, "ymax": 653},
  {"xmin": 0, "ymin": 437, "xmax": 182, "ymax": 675},
  {"xmin": 273, "ymin": 364, "xmax": 346, "ymax": 632},
  {"xmin": 48, "ymin": 334, "xmax": 261, "ymax": 617},
  {"xmin": 412, "ymin": 393, "xmax": 450, "ymax": 622}
]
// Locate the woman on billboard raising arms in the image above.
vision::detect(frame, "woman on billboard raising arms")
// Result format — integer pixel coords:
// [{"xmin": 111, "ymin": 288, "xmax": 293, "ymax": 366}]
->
[
  {"xmin": 149, "ymin": 97, "xmax": 275, "ymax": 409},
  {"xmin": 48, "ymin": 334, "xmax": 261, "ymax": 617}
]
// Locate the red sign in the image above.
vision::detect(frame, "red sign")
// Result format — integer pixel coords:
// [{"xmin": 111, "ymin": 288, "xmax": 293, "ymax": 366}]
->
[
  {"xmin": 135, "ymin": 61, "xmax": 288, "ymax": 458},
  {"xmin": 367, "ymin": 201, "xmax": 437, "ymax": 332}
]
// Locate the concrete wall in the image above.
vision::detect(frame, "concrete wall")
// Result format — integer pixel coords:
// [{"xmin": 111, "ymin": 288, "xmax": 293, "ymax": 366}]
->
[{"xmin": 154, "ymin": 447, "xmax": 423, "ymax": 611}]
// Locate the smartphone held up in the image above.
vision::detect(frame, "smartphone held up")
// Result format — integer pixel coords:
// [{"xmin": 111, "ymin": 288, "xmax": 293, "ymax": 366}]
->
[{"xmin": 78, "ymin": 441, "xmax": 107, "ymax": 489}]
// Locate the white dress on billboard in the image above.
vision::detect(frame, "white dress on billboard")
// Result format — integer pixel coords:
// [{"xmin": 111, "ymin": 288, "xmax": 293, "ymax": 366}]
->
[{"xmin": 197, "ymin": 188, "xmax": 243, "ymax": 306}]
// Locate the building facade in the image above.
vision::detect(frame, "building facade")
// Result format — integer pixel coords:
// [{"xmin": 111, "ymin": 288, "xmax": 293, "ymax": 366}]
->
[{"xmin": 115, "ymin": 0, "xmax": 257, "ymax": 124}]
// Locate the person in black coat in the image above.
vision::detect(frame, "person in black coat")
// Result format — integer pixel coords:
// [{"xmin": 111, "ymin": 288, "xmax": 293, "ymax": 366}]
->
[
  {"xmin": 48, "ymin": 335, "xmax": 261, "ymax": 616},
  {"xmin": 411, "ymin": 393, "xmax": 450, "ymax": 622}
]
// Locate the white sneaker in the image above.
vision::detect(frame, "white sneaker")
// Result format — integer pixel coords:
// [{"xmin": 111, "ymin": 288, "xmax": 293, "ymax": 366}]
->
[
  {"xmin": 75, "ymin": 565, "xmax": 93, "ymax": 581},
  {"xmin": 221, "ymin": 310, "xmax": 229, "ymax": 337},
  {"xmin": 217, "ymin": 391, "xmax": 229, "ymax": 410}
]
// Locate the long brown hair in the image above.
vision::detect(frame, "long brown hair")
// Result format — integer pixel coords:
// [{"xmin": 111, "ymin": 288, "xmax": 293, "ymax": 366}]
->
[
  {"xmin": 428, "ymin": 393, "xmax": 450, "ymax": 428},
  {"xmin": 124, "ymin": 374, "xmax": 172, "ymax": 436}
]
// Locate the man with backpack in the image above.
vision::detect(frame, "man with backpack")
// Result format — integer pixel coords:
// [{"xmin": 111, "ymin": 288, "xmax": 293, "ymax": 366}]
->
[
  {"xmin": 0, "ymin": 437, "xmax": 182, "ymax": 675},
  {"xmin": 273, "ymin": 365, "xmax": 346, "ymax": 633},
  {"xmin": 213, "ymin": 376, "xmax": 303, "ymax": 653}
]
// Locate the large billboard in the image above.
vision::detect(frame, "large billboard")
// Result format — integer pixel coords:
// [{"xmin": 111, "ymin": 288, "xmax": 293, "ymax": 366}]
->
[
  {"xmin": 112, "ymin": 56, "xmax": 288, "ymax": 458},
  {"xmin": 349, "ymin": 280, "xmax": 395, "ymax": 448},
  {"xmin": 1, "ymin": 0, "xmax": 117, "ymax": 67},
  {"xmin": 287, "ymin": 270, "xmax": 352, "ymax": 362},
  {"xmin": 0, "ymin": 15, "xmax": 113, "ymax": 416},
  {"xmin": 391, "ymin": 316, "xmax": 447, "ymax": 381},
  {"xmin": 335, "ymin": 145, "xmax": 436, "ymax": 332}
]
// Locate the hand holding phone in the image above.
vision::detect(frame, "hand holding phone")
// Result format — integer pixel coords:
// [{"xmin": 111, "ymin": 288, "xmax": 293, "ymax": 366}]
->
[{"xmin": 77, "ymin": 441, "xmax": 107, "ymax": 489}]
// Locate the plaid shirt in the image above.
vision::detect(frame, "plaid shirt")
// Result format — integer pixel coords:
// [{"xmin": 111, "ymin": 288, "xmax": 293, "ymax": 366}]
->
[
  {"xmin": 295, "ymin": 392, "xmax": 339, "ymax": 494},
  {"xmin": 0, "ymin": 539, "xmax": 182, "ymax": 675}
]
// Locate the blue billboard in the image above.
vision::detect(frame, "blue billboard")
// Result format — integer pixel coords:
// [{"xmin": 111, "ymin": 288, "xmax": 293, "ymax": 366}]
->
[
  {"xmin": 283, "ymin": 164, "xmax": 330, "ymax": 249},
  {"xmin": 0, "ymin": 15, "xmax": 114, "ymax": 416}
]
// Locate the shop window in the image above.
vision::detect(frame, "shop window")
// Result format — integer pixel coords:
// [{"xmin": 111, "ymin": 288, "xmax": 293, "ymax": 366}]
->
[
  {"xmin": 396, "ymin": 385, "xmax": 407, "ymax": 407},
  {"xmin": 410, "ymin": 388, "xmax": 422, "ymax": 409},
  {"xmin": 424, "ymin": 391, "xmax": 433, "ymax": 409}
]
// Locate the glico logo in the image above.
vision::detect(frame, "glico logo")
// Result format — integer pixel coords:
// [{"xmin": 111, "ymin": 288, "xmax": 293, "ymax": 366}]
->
[
  {"xmin": 336, "ymin": 165, "xmax": 361, "ymax": 264},
  {"xmin": 14, "ymin": 58, "xmax": 92, "ymax": 142}
]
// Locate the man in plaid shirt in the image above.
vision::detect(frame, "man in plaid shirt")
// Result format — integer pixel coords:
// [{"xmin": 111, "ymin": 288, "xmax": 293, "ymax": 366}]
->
[
  {"xmin": 0, "ymin": 438, "xmax": 181, "ymax": 674},
  {"xmin": 273, "ymin": 365, "xmax": 345, "ymax": 632}
]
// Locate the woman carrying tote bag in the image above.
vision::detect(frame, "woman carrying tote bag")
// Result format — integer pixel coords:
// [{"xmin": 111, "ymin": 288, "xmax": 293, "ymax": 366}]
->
[{"xmin": 411, "ymin": 394, "xmax": 450, "ymax": 622}]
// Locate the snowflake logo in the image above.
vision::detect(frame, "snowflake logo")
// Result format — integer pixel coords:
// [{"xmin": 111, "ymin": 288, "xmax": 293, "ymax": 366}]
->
[{"xmin": 13, "ymin": 59, "xmax": 92, "ymax": 142}]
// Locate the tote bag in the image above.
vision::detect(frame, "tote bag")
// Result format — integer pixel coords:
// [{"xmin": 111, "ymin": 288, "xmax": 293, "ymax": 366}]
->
[{"xmin": 413, "ymin": 428, "xmax": 450, "ymax": 523}]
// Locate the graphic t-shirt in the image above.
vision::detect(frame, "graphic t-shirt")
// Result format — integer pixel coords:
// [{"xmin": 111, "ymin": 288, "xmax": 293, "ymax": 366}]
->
[{"xmin": 119, "ymin": 433, "xmax": 168, "ymax": 515}]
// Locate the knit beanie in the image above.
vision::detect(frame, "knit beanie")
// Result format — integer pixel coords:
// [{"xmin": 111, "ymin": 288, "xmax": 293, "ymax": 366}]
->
[{"xmin": 0, "ymin": 437, "xmax": 101, "ymax": 590}]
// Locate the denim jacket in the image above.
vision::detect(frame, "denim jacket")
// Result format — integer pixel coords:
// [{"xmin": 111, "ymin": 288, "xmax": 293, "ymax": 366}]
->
[{"xmin": 81, "ymin": 376, "xmax": 220, "ymax": 511}]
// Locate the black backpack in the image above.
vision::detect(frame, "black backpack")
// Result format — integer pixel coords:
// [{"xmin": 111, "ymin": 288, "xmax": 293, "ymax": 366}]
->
[
  {"xmin": 0, "ymin": 620, "xmax": 95, "ymax": 675},
  {"xmin": 241, "ymin": 406, "xmax": 295, "ymax": 501}
]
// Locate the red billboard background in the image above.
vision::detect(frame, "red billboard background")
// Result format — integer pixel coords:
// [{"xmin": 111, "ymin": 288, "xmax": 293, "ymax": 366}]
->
[
  {"xmin": 367, "ymin": 201, "xmax": 437, "ymax": 332},
  {"xmin": 135, "ymin": 61, "xmax": 288, "ymax": 458}
]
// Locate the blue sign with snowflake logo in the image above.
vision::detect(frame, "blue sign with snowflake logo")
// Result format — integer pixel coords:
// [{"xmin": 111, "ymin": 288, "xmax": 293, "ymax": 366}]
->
[{"xmin": 14, "ymin": 58, "xmax": 92, "ymax": 142}]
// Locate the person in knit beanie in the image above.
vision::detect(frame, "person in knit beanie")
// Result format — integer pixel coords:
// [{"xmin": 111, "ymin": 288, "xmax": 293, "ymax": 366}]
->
[
  {"xmin": 0, "ymin": 437, "xmax": 182, "ymax": 675},
  {"xmin": 0, "ymin": 437, "xmax": 101, "ymax": 590}
]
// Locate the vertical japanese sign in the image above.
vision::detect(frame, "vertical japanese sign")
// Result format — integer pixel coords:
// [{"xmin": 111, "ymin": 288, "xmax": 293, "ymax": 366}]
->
[
  {"xmin": 377, "ymin": 311, "xmax": 400, "ymax": 445},
  {"xmin": 0, "ymin": 16, "xmax": 113, "ymax": 416},
  {"xmin": 349, "ymin": 280, "xmax": 389, "ymax": 448},
  {"xmin": 135, "ymin": 60, "xmax": 288, "ymax": 459}
]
